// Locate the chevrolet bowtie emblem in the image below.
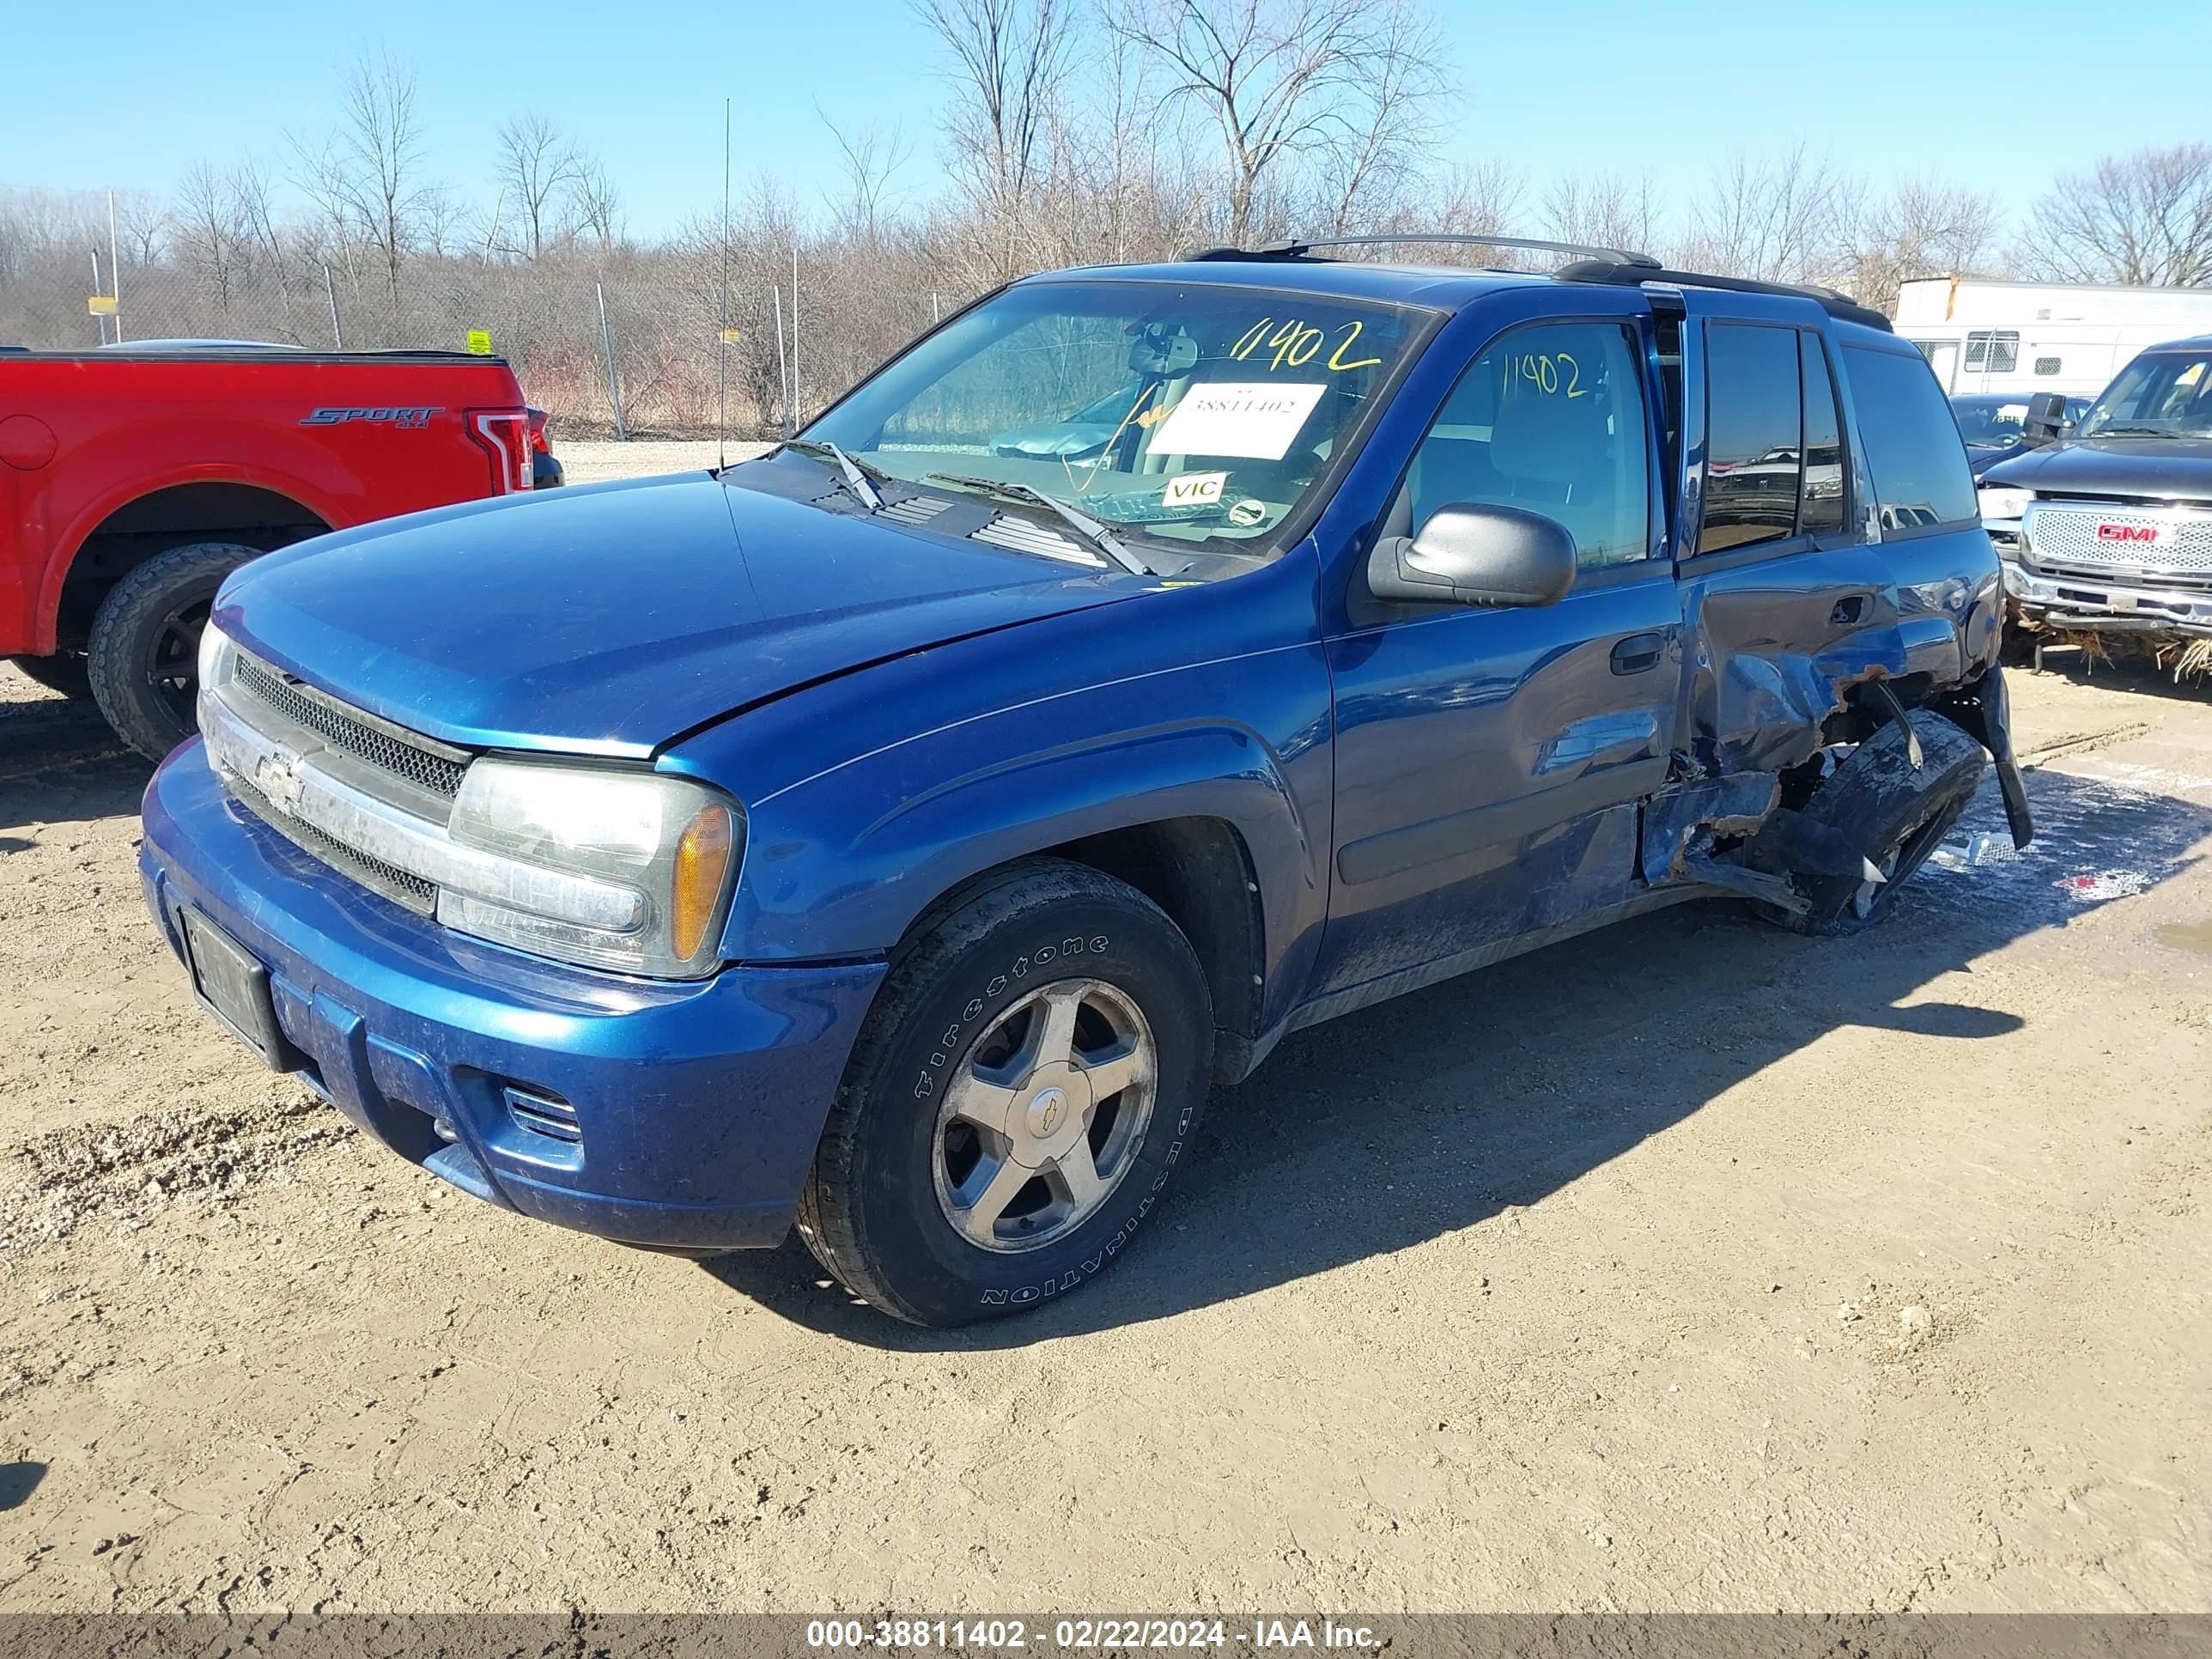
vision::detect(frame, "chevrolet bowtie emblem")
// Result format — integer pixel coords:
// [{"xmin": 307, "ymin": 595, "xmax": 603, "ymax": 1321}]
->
[{"xmin": 256, "ymin": 750, "xmax": 306, "ymax": 816}]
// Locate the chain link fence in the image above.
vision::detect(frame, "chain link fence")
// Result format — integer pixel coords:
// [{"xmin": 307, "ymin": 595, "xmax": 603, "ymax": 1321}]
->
[{"xmin": 3, "ymin": 246, "xmax": 961, "ymax": 440}]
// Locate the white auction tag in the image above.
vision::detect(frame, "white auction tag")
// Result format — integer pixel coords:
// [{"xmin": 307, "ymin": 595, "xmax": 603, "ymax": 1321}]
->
[{"xmin": 1151, "ymin": 383, "xmax": 1327, "ymax": 459}]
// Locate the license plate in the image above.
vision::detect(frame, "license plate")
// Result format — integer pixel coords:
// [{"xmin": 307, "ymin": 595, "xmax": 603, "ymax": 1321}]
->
[{"xmin": 179, "ymin": 908, "xmax": 294, "ymax": 1071}]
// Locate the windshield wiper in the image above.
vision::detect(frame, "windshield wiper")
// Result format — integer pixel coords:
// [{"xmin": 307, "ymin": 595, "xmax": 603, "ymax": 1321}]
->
[
  {"xmin": 2087, "ymin": 425, "xmax": 2172, "ymax": 438},
  {"xmin": 779, "ymin": 438, "xmax": 885, "ymax": 510},
  {"xmin": 926, "ymin": 473, "xmax": 1153, "ymax": 575}
]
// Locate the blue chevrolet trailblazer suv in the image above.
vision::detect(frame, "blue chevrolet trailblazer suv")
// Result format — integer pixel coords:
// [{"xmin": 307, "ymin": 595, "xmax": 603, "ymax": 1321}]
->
[{"xmin": 138, "ymin": 234, "xmax": 2033, "ymax": 1326}]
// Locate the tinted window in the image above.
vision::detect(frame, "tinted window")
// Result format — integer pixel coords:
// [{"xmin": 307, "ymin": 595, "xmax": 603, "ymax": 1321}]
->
[
  {"xmin": 1800, "ymin": 334, "xmax": 1845, "ymax": 537},
  {"xmin": 1843, "ymin": 346, "xmax": 1978, "ymax": 531},
  {"xmin": 1701, "ymin": 324, "xmax": 1802, "ymax": 553},
  {"xmin": 1402, "ymin": 320, "xmax": 1650, "ymax": 570}
]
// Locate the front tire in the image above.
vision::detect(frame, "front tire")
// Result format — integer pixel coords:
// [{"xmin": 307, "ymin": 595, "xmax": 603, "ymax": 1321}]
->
[
  {"xmin": 798, "ymin": 859, "xmax": 1213, "ymax": 1327},
  {"xmin": 87, "ymin": 542, "xmax": 261, "ymax": 760}
]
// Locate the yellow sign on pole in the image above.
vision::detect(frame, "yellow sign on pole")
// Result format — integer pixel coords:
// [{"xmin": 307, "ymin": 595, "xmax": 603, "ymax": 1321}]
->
[
  {"xmin": 720, "ymin": 327, "xmax": 743, "ymax": 346},
  {"xmin": 465, "ymin": 329, "xmax": 492, "ymax": 355},
  {"xmin": 88, "ymin": 295, "xmax": 118, "ymax": 317}
]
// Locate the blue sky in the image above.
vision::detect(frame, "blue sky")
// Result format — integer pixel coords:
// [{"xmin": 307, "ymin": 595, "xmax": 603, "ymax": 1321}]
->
[{"xmin": 5, "ymin": 0, "xmax": 2208, "ymax": 236}]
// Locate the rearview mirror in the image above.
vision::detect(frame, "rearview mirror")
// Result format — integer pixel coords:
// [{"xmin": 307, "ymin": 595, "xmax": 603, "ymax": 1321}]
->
[
  {"xmin": 1367, "ymin": 502, "xmax": 1577, "ymax": 607},
  {"xmin": 2021, "ymin": 392, "xmax": 2069, "ymax": 447}
]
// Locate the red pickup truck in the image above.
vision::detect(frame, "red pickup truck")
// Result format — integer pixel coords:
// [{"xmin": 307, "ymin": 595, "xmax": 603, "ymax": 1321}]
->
[{"xmin": 1, "ymin": 345, "xmax": 542, "ymax": 757}]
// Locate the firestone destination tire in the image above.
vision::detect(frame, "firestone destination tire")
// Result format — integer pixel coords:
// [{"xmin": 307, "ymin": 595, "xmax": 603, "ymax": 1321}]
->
[{"xmin": 797, "ymin": 859, "xmax": 1213, "ymax": 1328}]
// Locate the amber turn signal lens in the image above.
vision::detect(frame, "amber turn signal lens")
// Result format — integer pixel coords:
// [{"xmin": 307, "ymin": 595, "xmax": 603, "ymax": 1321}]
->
[{"xmin": 670, "ymin": 802, "xmax": 735, "ymax": 963}]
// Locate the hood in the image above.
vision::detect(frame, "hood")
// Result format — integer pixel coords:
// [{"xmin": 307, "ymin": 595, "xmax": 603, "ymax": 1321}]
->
[
  {"xmin": 1983, "ymin": 435, "xmax": 2212, "ymax": 503},
  {"xmin": 217, "ymin": 471, "xmax": 1136, "ymax": 757}
]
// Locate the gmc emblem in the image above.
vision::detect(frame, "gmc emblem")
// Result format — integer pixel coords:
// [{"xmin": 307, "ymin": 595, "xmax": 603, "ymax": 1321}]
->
[{"xmin": 2095, "ymin": 523, "xmax": 2158, "ymax": 543}]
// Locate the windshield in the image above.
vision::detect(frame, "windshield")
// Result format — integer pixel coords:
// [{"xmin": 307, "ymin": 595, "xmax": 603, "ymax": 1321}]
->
[
  {"xmin": 803, "ymin": 279, "xmax": 1426, "ymax": 550},
  {"xmin": 1950, "ymin": 397, "xmax": 2032, "ymax": 446},
  {"xmin": 2076, "ymin": 353, "xmax": 2212, "ymax": 440}
]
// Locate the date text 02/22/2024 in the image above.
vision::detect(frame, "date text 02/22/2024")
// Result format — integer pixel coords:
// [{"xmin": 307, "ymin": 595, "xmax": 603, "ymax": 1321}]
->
[{"xmin": 803, "ymin": 1617, "xmax": 1382, "ymax": 1650}]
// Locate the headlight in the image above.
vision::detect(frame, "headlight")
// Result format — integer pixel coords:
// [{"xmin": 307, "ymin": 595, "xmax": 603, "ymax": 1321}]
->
[
  {"xmin": 439, "ymin": 758, "xmax": 743, "ymax": 978},
  {"xmin": 1978, "ymin": 486, "xmax": 2033, "ymax": 522},
  {"xmin": 197, "ymin": 621, "xmax": 235, "ymax": 696}
]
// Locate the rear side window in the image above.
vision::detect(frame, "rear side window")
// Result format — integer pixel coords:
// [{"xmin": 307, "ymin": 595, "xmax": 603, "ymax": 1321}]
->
[
  {"xmin": 1701, "ymin": 324, "xmax": 1802, "ymax": 553},
  {"xmin": 1800, "ymin": 335, "xmax": 1846, "ymax": 537},
  {"xmin": 1844, "ymin": 346, "xmax": 1978, "ymax": 532}
]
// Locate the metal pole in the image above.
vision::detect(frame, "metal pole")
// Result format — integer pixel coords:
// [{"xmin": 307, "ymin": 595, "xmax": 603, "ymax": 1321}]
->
[
  {"xmin": 107, "ymin": 191, "xmax": 124, "ymax": 343},
  {"xmin": 90, "ymin": 252, "xmax": 107, "ymax": 346},
  {"xmin": 718, "ymin": 96, "xmax": 731, "ymax": 470},
  {"xmin": 597, "ymin": 282, "xmax": 629, "ymax": 441},
  {"xmin": 790, "ymin": 245, "xmax": 800, "ymax": 428},
  {"xmin": 325, "ymin": 264, "xmax": 343, "ymax": 348},
  {"xmin": 771, "ymin": 285, "xmax": 791, "ymax": 439},
  {"xmin": 933, "ymin": 292, "xmax": 941, "ymax": 322}
]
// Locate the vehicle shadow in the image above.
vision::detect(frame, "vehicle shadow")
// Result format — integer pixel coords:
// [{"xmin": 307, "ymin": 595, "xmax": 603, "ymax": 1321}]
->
[
  {"xmin": 702, "ymin": 764, "xmax": 2210, "ymax": 1347},
  {"xmin": 0, "ymin": 682, "xmax": 141, "ymax": 834},
  {"xmin": 0, "ymin": 1461, "xmax": 46, "ymax": 1512}
]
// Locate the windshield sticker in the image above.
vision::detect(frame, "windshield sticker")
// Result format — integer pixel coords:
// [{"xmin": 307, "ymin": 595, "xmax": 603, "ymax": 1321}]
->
[
  {"xmin": 1152, "ymin": 383, "xmax": 1327, "ymax": 459},
  {"xmin": 1227, "ymin": 499, "xmax": 1268, "ymax": 527},
  {"xmin": 1161, "ymin": 471, "xmax": 1227, "ymax": 507}
]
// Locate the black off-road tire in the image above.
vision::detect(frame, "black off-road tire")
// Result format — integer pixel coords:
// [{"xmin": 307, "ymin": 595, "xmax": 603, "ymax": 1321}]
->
[
  {"xmin": 6, "ymin": 653, "xmax": 93, "ymax": 699},
  {"xmin": 87, "ymin": 542, "xmax": 261, "ymax": 760},
  {"xmin": 1769, "ymin": 712, "xmax": 1985, "ymax": 937},
  {"xmin": 797, "ymin": 859, "xmax": 1214, "ymax": 1328}
]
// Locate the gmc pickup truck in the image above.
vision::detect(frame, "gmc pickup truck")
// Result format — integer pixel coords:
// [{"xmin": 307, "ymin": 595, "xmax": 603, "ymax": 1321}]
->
[
  {"xmin": 1978, "ymin": 337, "xmax": 2212, "ymax": 671},
  {"xmin": 1, "ymin": 344, "xmax": 538, "ymax": 757},
  {"xmin": 139, "ymin": 236, "xmax": 2032, "ymax": 1327}
]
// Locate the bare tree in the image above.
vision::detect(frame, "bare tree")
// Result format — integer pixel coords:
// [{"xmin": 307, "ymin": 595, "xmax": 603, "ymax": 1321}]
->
[
  {"xmin": 285, "ymin": 130, "xmax": 362, "ymax": 284},
  {"xmin": 1839, "ymin": 174, "xmax": 2005, "ymax": 309},
  {"xmin": 819, "ymin": 110, "xmax": 914, "ymax": 243},
  {"xmin": 1107, "ymin": 0, "xmax": 1449, "ymax": 245},
  {"xmin": 567, "ymin": 156, "xmax": 624, "ymax": 252},
  {"xmin": 112, "ymin": 189, "xmax": 167, "ymax": 265},
  {"xmin": 496, "ymin": 112, "xmax": 580, "ymax": 259},
  {"xmin": 1311, "ymin": 0, "xmax": 1450, "ymax": 234},
  {"xmin": 2019, "ymin": 143, "xmax": 2212, "ymax": 288},
  {"xmin": 1685, "ymin": 142, "xmax": 1850, "ymax": 284},
  {"xmin": 911, "ymin": 0, "xmax": 1078, "ymax": 275},
  {"xmin": 336, "ymin": 49, "xmax": 431, "ymax": 303},
  {"xmin": 169, "ymin": 161, "xmax": 250, "ymax": 310},
  {"xmin": 1543, "ymin": 168, "xmax": 1662, "ymax": 259}
]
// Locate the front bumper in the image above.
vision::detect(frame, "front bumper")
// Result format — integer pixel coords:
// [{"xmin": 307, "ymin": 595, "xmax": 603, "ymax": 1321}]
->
[
  {"xmin": 1998, "ymin": 556, "xmax": 2212, "ymax": 641},
  {"xmin": 139, "ymin": 741, "xmax": 884, "ymax": 1251}
]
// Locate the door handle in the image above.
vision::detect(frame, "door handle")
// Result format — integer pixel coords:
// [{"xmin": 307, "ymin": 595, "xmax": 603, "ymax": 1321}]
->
[
  {"xmin": 1831, "ymin": 594, "xmax": 1869, "ymax": 625},
  {"xmin": 1610, "ymin": 633, "xmax": 1665, "ymax": 675}
]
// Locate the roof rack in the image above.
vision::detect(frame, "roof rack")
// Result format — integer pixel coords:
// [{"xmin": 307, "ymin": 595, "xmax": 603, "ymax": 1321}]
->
[
  {"xmin": 1182, "ymin": 233, "xmax": 1663, "ymax": 269},
  {"xmin": 1554, "ymin": 259, "xmax": 1893, "ymax": 332}
]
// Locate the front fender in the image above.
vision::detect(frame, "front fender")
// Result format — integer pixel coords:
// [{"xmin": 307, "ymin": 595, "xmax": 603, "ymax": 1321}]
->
[
  {"xmin": 734, "ymin": 709, "xmax": 1321, "ymax": 1011},
  {"xmin": 660, "ymin": 570, "xmax": 1336, "ymax": 1029}
]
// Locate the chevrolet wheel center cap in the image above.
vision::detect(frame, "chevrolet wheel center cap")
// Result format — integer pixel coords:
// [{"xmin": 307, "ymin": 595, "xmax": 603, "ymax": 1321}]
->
[{"xmin": 1026, "ymin": 1087, "xmax": 1067, "ymax": 1139}]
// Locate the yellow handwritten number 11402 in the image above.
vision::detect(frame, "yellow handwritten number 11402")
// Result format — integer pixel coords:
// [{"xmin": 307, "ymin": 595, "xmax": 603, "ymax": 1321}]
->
[{"xmin": 1227, "ymin": 318, "xmax": 1384, "ymax": 373}]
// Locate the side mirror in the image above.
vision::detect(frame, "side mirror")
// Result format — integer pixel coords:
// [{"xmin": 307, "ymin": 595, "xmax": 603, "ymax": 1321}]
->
[
  {"xmin": 2021, "ymin": 392, "xmax": 2068, "ymax": 447},
  {"xmin": 1367, "ymin": 502, "xmax": 1577, "ymax": 607}
]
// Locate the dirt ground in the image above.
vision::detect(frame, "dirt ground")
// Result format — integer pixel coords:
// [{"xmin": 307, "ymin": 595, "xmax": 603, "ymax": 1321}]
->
[{"xmin": 2, "ymin": 499, "xmax": 2208, "ymax": 1613}]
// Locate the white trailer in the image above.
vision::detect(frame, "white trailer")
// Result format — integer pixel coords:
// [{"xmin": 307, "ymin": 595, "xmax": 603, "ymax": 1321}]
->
[{"xmin": 1893, "ymin": 277, "xmax": 2212, "ymax": 399}]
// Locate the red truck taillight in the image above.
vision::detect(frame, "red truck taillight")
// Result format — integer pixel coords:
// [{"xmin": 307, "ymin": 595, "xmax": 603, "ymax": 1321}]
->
[{"xmin": 469, "ymin": 410, "xmax": 533, "ymax": 494}]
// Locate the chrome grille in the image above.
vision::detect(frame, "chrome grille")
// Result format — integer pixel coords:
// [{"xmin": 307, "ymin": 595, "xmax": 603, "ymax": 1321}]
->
[
  {"xmin": 233, "ymin": 653, "xmax": 468, "ymax": 799},
  {"xmin": 2023, "ymin": 503, "xmax": 2212, "ymax": 575},
  {"xmin": 228, "ymin": 775, "xmax": 438, "ymax": 915}
]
